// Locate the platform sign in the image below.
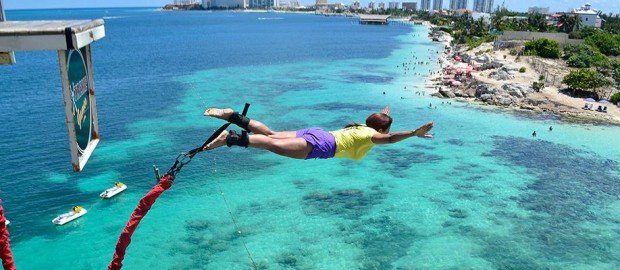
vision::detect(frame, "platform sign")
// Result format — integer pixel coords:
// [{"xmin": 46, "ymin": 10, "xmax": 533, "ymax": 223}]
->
[{"xmin": 58, "ymin": 45, "xmax": 100, "ymax": 171}]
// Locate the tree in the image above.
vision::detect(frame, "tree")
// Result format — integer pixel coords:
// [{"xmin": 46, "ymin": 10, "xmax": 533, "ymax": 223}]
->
[
  {"xmin": 558, "ymin": 14, "xmax": 581, "ymax": 33},
  {"xmin": 563, "ymin": 44, "xmax": 609, "ymax": 68},
  {"xmin": 525, "ymin": 38, "xmax": 561, "ymax": 58},
  {"xmin": 528, "ymin": 12, "xmax": 547, "ymax": 32},
  {"xmin": 585, "ymin": 32, "xmax": 620, "ymax": 56},
  {"xmin": 562, "ymin": 68, "xmax": 614, "ymax": 98},
  {"xmin": 601, "ymin": 13, "xmax": 620, "ymax": 34}
]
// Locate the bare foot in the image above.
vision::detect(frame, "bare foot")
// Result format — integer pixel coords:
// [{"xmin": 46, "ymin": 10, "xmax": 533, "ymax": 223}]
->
[
  {"xmin": 204, "ymin": 108, "xmax": 234, "ymax": 121},
  {"xmin": 203, "ymin": 130, "xmax": 228, "ymax": 150}
]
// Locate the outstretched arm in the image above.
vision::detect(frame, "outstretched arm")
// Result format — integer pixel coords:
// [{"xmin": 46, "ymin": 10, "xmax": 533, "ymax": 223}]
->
[{"xmin": 371, "ymin": 122, "xmax": 434, "ymax": 144}]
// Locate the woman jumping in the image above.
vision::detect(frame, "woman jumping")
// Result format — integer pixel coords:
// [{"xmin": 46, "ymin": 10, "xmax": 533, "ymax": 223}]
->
[{"xmin": 203, "ymin": 107, "xmax": 434, "ymax": 160}]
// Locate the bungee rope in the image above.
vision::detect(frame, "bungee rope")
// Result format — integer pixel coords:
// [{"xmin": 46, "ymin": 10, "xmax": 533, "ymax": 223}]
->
[
  {"xmin": 108, "ymin": 104, "xmax": 256, "ymax": 270},
  {"xmin": 0, "ymin": 201, "xmax": 16, "ymax": 270}
]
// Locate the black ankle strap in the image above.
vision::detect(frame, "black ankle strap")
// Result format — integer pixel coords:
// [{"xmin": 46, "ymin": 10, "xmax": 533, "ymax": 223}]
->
[
  {"xmin": 228, "ymin": 112, "xmax": 250, "ymax": 131},
  {"xmin": 226, "ymin": 130, "xmax": 249, "ymax": 148}
]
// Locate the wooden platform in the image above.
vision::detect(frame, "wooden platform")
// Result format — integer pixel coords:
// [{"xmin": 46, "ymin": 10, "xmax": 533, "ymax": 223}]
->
[{"xmin": 0, "ymin": 19, "xmax": 105, "ymax": 51}]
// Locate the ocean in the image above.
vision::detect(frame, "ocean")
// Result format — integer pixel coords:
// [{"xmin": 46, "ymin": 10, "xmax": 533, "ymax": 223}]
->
[{"xmin": 0, "ymin": 8, "xmax": 619, "ymax": 269}]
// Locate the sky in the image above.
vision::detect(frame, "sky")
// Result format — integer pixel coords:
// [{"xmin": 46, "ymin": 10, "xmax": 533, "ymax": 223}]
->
[{"xmin": 2, "ymin": 0, "xmax": 620, "ymax": 14}]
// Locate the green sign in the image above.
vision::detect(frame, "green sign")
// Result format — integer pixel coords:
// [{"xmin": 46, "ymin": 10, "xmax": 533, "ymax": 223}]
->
[{"xmin": 67, "ymin": 48, "xmax": 92, "ymax": 155}]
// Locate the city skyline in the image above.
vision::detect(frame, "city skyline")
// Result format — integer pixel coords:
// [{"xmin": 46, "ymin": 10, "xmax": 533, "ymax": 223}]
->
[{"xmin": 3, "ymin": 0, "xmax": 620, "ymax": 13}]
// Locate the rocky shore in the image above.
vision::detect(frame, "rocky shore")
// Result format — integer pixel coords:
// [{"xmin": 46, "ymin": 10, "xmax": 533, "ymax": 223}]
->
[{"xmin": 427, "ymin": 29, "xmax": 620, "ymax": 126}]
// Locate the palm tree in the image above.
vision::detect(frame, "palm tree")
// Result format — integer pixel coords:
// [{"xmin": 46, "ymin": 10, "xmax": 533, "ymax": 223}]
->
[{"xmin": 558, "ymin": 14, "xmax": 570, "ymax": 33}]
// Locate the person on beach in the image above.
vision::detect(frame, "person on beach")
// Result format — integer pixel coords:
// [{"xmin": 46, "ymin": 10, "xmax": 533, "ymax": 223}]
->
[{"xmin": 202, "ymin": 107, "xmax": 434, "ymax": 160}]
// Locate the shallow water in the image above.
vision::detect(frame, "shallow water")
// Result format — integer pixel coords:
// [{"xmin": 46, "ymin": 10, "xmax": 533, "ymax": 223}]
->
[{"xmin": 1, "ymin": 8, "xmax": 619, "ymax": 269}]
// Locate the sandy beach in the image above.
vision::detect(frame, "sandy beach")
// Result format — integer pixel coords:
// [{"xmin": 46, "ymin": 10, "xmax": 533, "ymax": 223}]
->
[{"xmin": 426, "ymin": 30, "xmax": 620, "ymax": 125}]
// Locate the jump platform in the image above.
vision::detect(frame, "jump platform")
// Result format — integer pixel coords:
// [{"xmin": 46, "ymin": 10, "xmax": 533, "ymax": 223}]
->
[{"xmin": 0, "ymin": 19, "xmax": 105, "ymax": 51}]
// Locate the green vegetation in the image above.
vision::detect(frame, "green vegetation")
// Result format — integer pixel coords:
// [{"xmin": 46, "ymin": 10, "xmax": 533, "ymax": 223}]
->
[
  {"xmin": 562, "ymin": 44, "xmax": 609, "ymax": 68},
  {"xmin": 524, "ymin": 38, "xmax": 560, "ymax": 58},
  {"xmin": 611, "ymin": 92, "xmax": 620, "ymax": 104},
  {"xmin": 562, "ymin": 69, "xmax": 614, "ymax": 97},
  {"xmin": 600, "ymin": 13, "xmax": 620, "ymax": 34},
  {"xmin": 584, "ymin": 32, "xmax": 620, "ymax": 56},
  {"xmin": 519, "ymin": 67, "xmax": 526, "ymax": 73}
]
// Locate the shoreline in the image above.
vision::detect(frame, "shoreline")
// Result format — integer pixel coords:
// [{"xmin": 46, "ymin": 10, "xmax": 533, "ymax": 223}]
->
[{"xmin": 423, "ymin": 29, "xmax": 620, "ymax": 126}]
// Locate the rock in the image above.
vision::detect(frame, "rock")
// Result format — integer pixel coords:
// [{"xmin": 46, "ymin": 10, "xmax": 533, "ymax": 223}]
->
[
  {"xmin": 482, "ymin": 60, "xmax": 504, "ymax": 70},
  {"xmin": 460, "ymin": 53, "xmax": 472, "ymax": 63},
  {"xmin": 475, "ymin": 84, "xmax": 497, "ymax": 97},
  {"xmin": 497, "ymin": 95, "xmax": 514, "ymax": 106},
  {"xmin": 439, "ymin": 88, "xmax": 456, "ymax": 98},
  {"xmin": 479, "ymin": 93, "xmax": 494, "ymax": 102},
  {"xmin": 489, "ymin": 69, "xmax": 514, "ymax": 81},
  {"xmin": 474, "ymin": 54, "xmax": 491, "ymax": 64},
  {"xmin": 502, "ymin": 83, "xmax": 534, "ymax": 98}
]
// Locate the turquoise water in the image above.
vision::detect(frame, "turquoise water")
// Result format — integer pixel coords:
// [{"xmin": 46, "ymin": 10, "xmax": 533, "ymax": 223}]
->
[{"xmin": 1, "ymin": 9, "xmax": 619, "ymax": 269}]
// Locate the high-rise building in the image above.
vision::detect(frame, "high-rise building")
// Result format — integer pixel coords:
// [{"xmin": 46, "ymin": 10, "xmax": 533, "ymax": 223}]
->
[
  {"xmin": 202, "ymin": 0, "xmax": 211, "ymax": 8},
  {"xmin": 450, "ymin": 0, "xmax": 468, "ymax": 10},
  {"xmin": 352, "ymin": 0, "xmax": 361, "ymax": 10},
  {"xmin": 175, "ymin": 0, "xmax": 199, "ymax": 4},
  {"xmin": 389, "ymin": 2, "xmax": 399, "ymax": 9},
  {"xmin": 402, "ymin": 2, "xmax": 417, "ymax": 11},
  {"xmin": 473, "ymin": 0, "xmax": 493, "ymax": 13},
  {"xmin": 485, "ymin": 0, "xmax": 494, "ymax": 13},
  {"xmin": 433, "ymin": 0, "xmax": 443, "ymax": 11},
  {"xmin": 315, "ymin": 0, "xmax": 328, "ymax": 7},
  {"xmin": 528, "ymin": 6, "xmax": 549, "ymax": 14},
  {"xmin": 210, "ymin": 0, "xmax": 248, "ymax": 8},
  {"xmin": 420, "ymin": 0, "xmax": 431, "ymax": 11},
  {"xmin": 378, "ymin": 2, "xmax": 385, "ymax": 10},
  {"xmin": 249, "ymin": 0, "xmax": 276, "ymax": 8},
  {"xmin": 368, "ymin": 1, "xmax": 376, "ymax": 10}
]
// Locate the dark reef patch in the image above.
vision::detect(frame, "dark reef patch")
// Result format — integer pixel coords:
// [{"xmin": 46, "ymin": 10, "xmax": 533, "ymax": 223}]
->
[
  {"xmin": 344, "ymin": 73, "xmax": 394, "ymax": 84},
  {"xmin": 170, "ymin": 218, "xmax": 251, "ymax": 269},
  {"xmin": 301, "ymin": 187, "xmax": 387, "ymax": 219},
  {"xmin": 310, "ymin": 102, "xmax": 377, "ymax": 112},
  {"xmin": 448, "ymin": 208, "xmax": 469, "ymax": 219},
  {"xmin": 476, "ymin": 136, "xmax": 620, "ymax": 265},
  {"xmin": 445, "ymin": 138, "xmax": 465, "ymax": 146},
  {"xmin": 377, "ymin": 148, "xmax": 443, "ymax": 177},
  {"xmin": 343, "ymin": 216, "xmax": 419, "ymax": 270},
  {"xmin": 409, "ymin": 142, "xmax": 436, "ymax": 151}
]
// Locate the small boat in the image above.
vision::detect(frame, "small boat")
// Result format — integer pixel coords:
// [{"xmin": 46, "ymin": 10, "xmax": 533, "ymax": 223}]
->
[
  {"xmin": 4, "ymin": 220, "xmax": 9, "ymax": 226},
  {"xmin": 99, "ymin": 182, "xmax": 127, "ymax": 199},
  {"xmin": 52, "ymin": 206, "xmax": 87, "ymax": 225}
]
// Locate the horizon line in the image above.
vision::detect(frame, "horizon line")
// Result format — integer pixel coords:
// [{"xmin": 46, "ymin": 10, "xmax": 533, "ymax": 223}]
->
[{"xmin": 4, "ymin": 6, "xmax": 160, "ymax": 11}]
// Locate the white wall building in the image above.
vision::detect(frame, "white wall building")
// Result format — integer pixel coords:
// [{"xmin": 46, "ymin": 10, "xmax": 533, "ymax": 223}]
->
[
  {"xmin": 389, "ymin": 2, "xmax": 399, "ymax": 9},
  {"xmin": 572, "ymin": 3, "xmax": 602, "ymax": 28}
]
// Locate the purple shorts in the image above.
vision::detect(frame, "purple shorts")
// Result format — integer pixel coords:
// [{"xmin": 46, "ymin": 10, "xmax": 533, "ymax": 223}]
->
[{"xmin": 296, "ymin": 128, "xmax": 336, "ymax": 159}]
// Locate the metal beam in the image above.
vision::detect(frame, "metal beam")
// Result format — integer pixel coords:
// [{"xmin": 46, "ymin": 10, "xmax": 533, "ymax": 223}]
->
[{"xmin": 0, "ymin": 0, "xmax": 5, "ymax": 22}]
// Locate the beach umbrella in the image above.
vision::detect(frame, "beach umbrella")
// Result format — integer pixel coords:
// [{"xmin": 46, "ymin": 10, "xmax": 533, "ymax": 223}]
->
[
  {"xmin": 598, "ymin": 99, "xmax": 610, "ymax": 104},
  {"xmin": 584, "ymin": 98, "xmax": 595, "ymax": 102}
]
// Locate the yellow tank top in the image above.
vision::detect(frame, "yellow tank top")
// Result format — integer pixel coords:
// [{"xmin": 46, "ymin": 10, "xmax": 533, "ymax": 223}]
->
[{"xmin": 330, "ymin": 126, "xmax": 378, "ymax": 160}]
